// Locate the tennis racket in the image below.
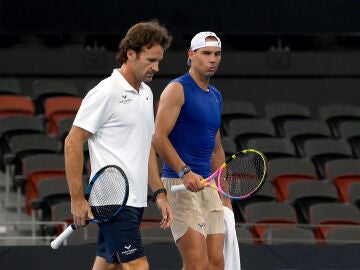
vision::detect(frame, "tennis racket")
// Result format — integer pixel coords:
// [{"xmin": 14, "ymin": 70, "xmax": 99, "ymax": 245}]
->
[
  {"xmin": 171, "ymin": 149, "xmax": 267, "ymax": 200},
  {"xmin": 50, "ymin": 165, "xmax": 129, "ymax": 249}
]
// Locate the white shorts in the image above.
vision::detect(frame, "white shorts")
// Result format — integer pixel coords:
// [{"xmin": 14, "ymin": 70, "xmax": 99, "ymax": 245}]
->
[{"xmin": 162, "ymin": 178, "xmax": 224, "ymax": 242}]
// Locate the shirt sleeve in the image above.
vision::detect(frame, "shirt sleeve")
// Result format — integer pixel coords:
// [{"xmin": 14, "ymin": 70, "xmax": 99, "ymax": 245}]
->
[{"xmin": 73, "ymin": 88, "xmax": 110, "ymax": 134}]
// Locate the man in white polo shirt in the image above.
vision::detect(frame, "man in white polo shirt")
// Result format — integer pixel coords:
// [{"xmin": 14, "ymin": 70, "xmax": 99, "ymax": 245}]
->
[{"xmin": 64, "ymin": 20, "xmax": 173, "ymax": 270}]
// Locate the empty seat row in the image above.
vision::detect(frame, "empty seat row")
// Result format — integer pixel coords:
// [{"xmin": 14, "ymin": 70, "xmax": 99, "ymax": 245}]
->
[
  {"xmin": 223, "ymin": 117, "xmax": 360, "ymax": 159},
  {"xmin": 221, "ymin": 101, "xmax": 360, "ymax": 140},
  {"xmin": 266, "ymin": 157, "xmax": 360, "ymax": 203},
  {"xmin": 0, "ymin": 77, "xmax": 100, "ymax": 105},
  {"xmin": 0, "ymin": 96, "xmax": 81, "ymax": 137},
  {"xmin": 236, "ymin": 201, "xmax": 360, "ymax": 243},
  {"xmin": 236, "ymin": 225, "xmax": 360, "ymax": 245},
  {"xmin": 222, "ymin": 135, "xmax": 360, "ymax": 181}
]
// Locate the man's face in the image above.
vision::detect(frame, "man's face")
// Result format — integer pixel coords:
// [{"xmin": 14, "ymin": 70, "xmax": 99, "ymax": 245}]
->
[
  {"xmin": 188, "ymin": 38, "xmax": 222, "ymax": 77},
  {"xmin": 131, "ymin": 44, "xmax": 165, "ymax": 83}
]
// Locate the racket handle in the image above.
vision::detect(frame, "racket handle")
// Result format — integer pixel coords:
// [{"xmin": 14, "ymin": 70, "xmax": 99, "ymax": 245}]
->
[
  {"xmin": 50, "ymin": 223, "xmax": 77, "ymax": 249},
  {"xmin": 171, "ymin": 184, "xmax": 187, "ymax": 193}
]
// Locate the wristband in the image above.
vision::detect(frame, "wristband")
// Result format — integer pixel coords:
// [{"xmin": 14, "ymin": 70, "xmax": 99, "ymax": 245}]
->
[{"xmin": 153, "ymin": 188, "xmax": 167, "ymax": 200}]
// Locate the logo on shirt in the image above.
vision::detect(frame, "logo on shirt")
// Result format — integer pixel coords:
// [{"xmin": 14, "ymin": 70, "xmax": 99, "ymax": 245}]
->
[
  {"xmin": 118, "ymin": 95, "xmax": 132, "ymax": 104},
  {"xmin": 198, "ymin": 223, "xmax": 206, "ymax": 229},
  {"xmin": 121, "ymin": 244, "xmax": 137, "ymax": 256}
]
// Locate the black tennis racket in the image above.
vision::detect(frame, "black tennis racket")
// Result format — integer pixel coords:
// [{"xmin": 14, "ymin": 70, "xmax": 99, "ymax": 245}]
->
[
  {"xmin": 171, "ymin": 149, "xmax": 267, "ymax": 200},
  {"xmin": 50, "ymin": 165, "xmax": 129, "ymax": 249}
]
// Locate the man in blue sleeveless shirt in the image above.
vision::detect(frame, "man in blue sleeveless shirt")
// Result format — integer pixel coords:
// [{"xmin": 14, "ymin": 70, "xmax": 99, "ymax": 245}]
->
[{"xmin": 153, "ymin": 32, "xmax": 232, "ymax": 270}]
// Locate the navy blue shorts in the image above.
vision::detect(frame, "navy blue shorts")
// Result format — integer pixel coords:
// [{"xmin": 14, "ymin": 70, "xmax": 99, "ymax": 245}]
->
[{"xmin": 96, "ymin": 206, "xmax": 145, "ymax": 263}]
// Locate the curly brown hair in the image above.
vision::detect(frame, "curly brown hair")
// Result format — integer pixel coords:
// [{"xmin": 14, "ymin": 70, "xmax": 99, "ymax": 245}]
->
[{"xmin": 115, "ymin": 19, "xmax": 172, "ymax": 64}]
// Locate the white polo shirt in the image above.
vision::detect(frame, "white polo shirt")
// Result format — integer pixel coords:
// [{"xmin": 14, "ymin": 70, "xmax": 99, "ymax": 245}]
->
[{"xmin": 74, "ymin": 69, "xmax": 154, "ymax": 207}]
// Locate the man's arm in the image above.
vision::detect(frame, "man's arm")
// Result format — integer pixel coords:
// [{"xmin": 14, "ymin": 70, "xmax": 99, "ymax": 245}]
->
[
  {"xmin": 152, "ymin": 82, "xmax": 204, "ymax": 192},
  {"xmin": 64, "ymin": 125, "xmax": 93, "ymax": 227},
  {"xmin": 148, "ymin": 144, "xmax": 173, "ymax": 229}
]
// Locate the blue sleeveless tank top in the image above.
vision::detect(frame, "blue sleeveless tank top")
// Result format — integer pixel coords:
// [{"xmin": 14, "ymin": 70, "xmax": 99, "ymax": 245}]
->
[{"xmin": 162, "ymin": 72, "xmax": 222, "ymax": 179}]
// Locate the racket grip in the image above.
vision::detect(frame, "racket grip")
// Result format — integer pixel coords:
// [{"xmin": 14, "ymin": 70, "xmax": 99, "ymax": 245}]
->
[
  {"xmin": 50, "ymin": 223, "xmax": 77, "ymax": 249},
  {"xmin": 171, "ymin": 184, "xmax": 187, "ymax": 193}
]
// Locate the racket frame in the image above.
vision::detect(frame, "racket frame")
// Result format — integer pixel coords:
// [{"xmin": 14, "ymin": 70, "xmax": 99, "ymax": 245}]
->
[{"xmin": 171, "ymin": 149, "xmax": 267, "ymax": 200}]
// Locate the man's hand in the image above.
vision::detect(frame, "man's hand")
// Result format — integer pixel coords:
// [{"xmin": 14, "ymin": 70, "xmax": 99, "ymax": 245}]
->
[
  {"xmin": 182, "ymin": 171, "xmax": 204, "ymax": 192},
  {"xmin": 155, "ymin": 193, "xmax": 173, "ymax": 229},
  {"xmin": 71, "ymin": 197, "xmax": 94, "ymax": 227}
]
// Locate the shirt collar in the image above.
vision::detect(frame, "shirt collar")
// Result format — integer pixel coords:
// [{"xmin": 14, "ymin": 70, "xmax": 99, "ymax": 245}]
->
[{"xmin": 112, "ymin": 69, "xmax": 146, "ymax": 93}]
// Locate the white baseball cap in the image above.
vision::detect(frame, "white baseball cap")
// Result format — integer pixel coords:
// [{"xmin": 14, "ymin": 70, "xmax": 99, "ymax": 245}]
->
[{"xmin": 187, "ymin": 31, "xmax": 221, "ymax": 65}]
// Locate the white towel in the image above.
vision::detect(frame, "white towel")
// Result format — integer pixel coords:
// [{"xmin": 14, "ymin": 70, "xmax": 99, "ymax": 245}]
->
[{"xmin": 223, "ymin": 206, "xmax": 241, "ymax": 270}]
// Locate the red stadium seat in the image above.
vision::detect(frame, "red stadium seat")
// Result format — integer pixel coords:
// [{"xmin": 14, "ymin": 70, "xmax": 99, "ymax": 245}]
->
[
  {"xmin": 0, "ymin": 95, "xmax": 35, "ymax": 117},
  {"xmin": 44, "ymin": 96, "xmax": 82, "ymax": 136},
  {"xmin": 17, "ymin": 153, "xmax": 65, "ymax": 215}
]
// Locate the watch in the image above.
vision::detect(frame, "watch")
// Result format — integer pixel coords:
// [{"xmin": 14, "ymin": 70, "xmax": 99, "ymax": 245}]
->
[{"xmin": 178, "ymin": 165, "xmax": 191, "ymax": 178}]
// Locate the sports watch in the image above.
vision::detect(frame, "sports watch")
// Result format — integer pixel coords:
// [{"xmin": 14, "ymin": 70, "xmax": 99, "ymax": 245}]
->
[{"xmin": 178, "ymin": 165, "xmax": 191, "ymax": 178}]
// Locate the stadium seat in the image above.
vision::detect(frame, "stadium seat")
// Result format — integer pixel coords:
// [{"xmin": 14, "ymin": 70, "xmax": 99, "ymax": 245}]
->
[
  {"xmin": 221, "ymin": 136, "xmax": 238, "ymax": 157},
  {"xmin": 14, "ymin": 153, "xmax": 65, "ymax": 216},
  {"xmin": 57, "ymin": 117, "xmax": 89, "ymax": 168},
  {"xmin": 5, "ymin": 133, "xmax": 62, "ymax": 174},
  {"xmin": 302, "ymin": 138, "xmax": 353, "ymax": 179},
  {"xmin": 31, "ymin": 78, "xmax": 79, "ymax": 114},
  {"xmin": 3, "ymin": 134, "xmax": 62, "ymax": 214},
  {"xmin": 30, "ymin": 176, "xmax": 70, "ymax": 223},
  {"xmin": 57, "ymin": 117, "xmax": 75, "ymax": 142},
  {"xmin": 221, "ymin": 100, "xmax": 258, "ymax": 136},
  {"xmin": 0, "ymin": 95, "xmax": 35, "ymax": 117},
  {"xmin": 0, "ymin": 115, "xmax": 45, "ymax": 171},
  {"xmin": 243, "ymin": 202, "xmax": 298, "ymax": 241},
  {"xmin": 232, "ymin": 181, "xmax": 278, "ymax": 221},
  {"xmin": 287, "ymin": 180, "xmax": 339, "ymax": 223},
  {"xmin": 0, "ymin": 78, "xmax": 22, "ymax": 95},
  {"xmin": 264, "ymin": 102, "xmax": 312, "ymax": 137},
  {"xmin": 48, "ymin": 200, "xmax": 73, "ymax": 237},
  {"xmin": 42, "ymin": 177, "xmax": 96, "ymax": 246},
  {"xmin": 283, "ymin": 119, "xmax": 333, "ymax": 156},
  {"xmin": 337, "ymin": 120, "xmax": 360, "ymax": 158},
  {"xmin": 324, "ymin": 158, "xmax": 360, "ymax": 202},
  {"xmin": 349, "ymin": 182, "xmax": 360, "ymax": 209},
  {"xmin": 317, "ymin": 103, "xmax": 360, "ymax": 138},
  {"xmin": 227, "ymin": 118, "xmax": 277, "ymax": 149},
  {"xmin": 44, "ymin": 96, "xmax": 81, "ymax": 136},
  {"xmin": 246, "ymin": 137, "xmax": 297, "ymax": 160},
  {"xmin": 308, "ymin": 202, "xmax": 360, "ymax": 241},
  {"xmin": 267, "ymin": 157, "xmax": 318, "ymax": 202},
  {"xmin": 50, "ymin": 200, "xmax": 72, "ymax": 223}
]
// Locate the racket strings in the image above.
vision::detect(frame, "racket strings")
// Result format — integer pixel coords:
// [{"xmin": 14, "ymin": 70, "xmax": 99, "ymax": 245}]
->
[
  {"xmin": 221, "ymin": 152, "xmax": 265, "ymax": 198},
  {"xmin": 88, "ymin": 167, "xmax": 128, "ymax": 221}
]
